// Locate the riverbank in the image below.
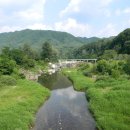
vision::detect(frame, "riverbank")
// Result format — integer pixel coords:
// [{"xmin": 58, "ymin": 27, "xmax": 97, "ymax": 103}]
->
[
  {"xmin": 0, "ymin": 79, "xmax": 50, "ymax": 130},
  {"xmin": 63, "ymin": 68, "xmax": 130, "ymax": 130}
]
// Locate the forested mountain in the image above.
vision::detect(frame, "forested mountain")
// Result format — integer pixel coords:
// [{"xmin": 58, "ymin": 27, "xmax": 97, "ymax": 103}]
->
[
  {"xmin": 0, "ymin": 28, "xmax": 129, "ymax": 59},
  {"xmin": 0, "ymin": 29, "xmax": 99, "ymax": 57},
  {"xmin": 110, "ymin": 28, "xmax": 130, "ymax": 54},
  {"xmin": 71, "ymin": 28, "xmax": 130, "ymax": 59},
  {"xmin": 70, "ymin": 37, "xmax": 114, "ymax": 58}
]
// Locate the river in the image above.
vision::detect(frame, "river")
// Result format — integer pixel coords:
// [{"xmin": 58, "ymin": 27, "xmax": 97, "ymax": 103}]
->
[{"xmin": 32, "ymin": 72, "xmax": 96, "ymax": 130}]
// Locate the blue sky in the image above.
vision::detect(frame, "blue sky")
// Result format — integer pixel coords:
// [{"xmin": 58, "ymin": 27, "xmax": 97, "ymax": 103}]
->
[{"xmin": 0, "ymin": 0, "xmax": 130, "ymax": 37}]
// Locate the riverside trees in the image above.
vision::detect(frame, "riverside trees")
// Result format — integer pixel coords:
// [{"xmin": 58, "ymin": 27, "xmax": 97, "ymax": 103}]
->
[{"xmin": 41, "ymin": 42, "xmax": 58, "ymax": 62}]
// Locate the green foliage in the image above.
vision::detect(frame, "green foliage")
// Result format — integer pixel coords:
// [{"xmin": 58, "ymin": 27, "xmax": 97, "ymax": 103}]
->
[
  {"xmin": 0, "ymin": 75, "xmax": 17, "ymax": 87},
  {"xmin": 10, "ymin": 49, "xmax": 25, "ymax": 65},
  {"xmin": 21, "ymin": 44, "xmax": 39, "ymax": 60},
  {"xmin": 71, "ymin": 37, "xmax": 113, "ymax": 59},
  {"xmin": 110, "ymin": 28, "xmax": 130, "ymax": 54},
  {"xmin": 22, "ymin": 58, "xmax": 35, "ymax": 69},
  {"xmin": 41, "ymin": 42, "xmax": 58, "ymax": 62},
  {"xmin": 111, "ymin": 69, "xmax": 120, "ymax": 79},
  {"xmin": 0, "ymin": 79, "xmax": 50, "ymax": 130},
  {"xmin": 100, "ymin": 50, "xmax": 117, "ymax": 60},
  {"xmin": 96, "ymin": 60, "xmax": 125, "ymax": 78},
  {"xmin": 1, "ymin": 46, "xmax": 38, "ymax": 69},
  {"xmin": 124, "ymin": 57, "xmax": 130, "ymax": 74},
  {"xmin": 0, "ymin": 29, "xmax": 100, "ymax": 58},
  {"xmin": 63, "ymin": 68, "xmax": 94, "ymax": 91},
  {"xmin": 0, "ymin": 58, "xmax": 16, "ymax": 75},
  {"xmin": 64, "ymin": 68, "xmax": 130, "ymax": 130},
  {"xmin": 97, "ymin": 60, "xmax": 110, "ymax": 74}
]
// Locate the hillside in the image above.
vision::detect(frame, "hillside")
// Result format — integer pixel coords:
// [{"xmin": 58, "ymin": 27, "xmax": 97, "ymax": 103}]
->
[
  {"xmin": 110, "ymin": 28, "xmax": 130, "ymax": 54},
  {"xmin": 0, "ymin": 29, "xmax": 100, "ymax": 57},
  {"xmin": 71, "ymin": 28, "xmax": 130, "ymax": 59},
  {"xmin": 70, "ymin": 37, "xmax": 114, "ymax": 58}
]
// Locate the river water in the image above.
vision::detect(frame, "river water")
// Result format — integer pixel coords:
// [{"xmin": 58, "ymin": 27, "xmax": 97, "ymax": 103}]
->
[{"xmin": 32, "ymin": 72, "xmax": 96, "ymax": 130}]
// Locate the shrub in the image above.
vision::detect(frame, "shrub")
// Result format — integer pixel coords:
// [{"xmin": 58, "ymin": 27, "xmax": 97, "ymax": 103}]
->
[
  {"xmin": 83, "ymin": 71, "xmax": 93, "ymax": 77},
  {"xmin": 96, "ymin": 75, "xmax": 109, "ymax": 81},
  {"xmin": 19, "ymin": 73, "xmax": 26, "ymax": 79},
  {"xmin": 0, "ymin": 76, "xmax": 17, "ymax": 87},
  {"xmin": 111, "ymin": 69, "xmax": 120, "ymax": 79},
  {"xmin": 124, "ymin": 57, "xmax": 130, "ymax": 75},
  {"xmin": 78, "ymin": 63, "xmax": 90, "ymax": 71},
  {"xmin": 97, "ymin": 60, "xmax": 111, "ymax": 74},
  {"xmin": 0, "ymin": 58, "xmax": 16, "ymax": 75}
]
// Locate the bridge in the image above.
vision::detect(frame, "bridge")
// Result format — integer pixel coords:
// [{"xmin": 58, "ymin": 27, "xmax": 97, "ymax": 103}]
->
[
  {"xmin": 48, "ymin": 59, "xmax": 98, "ymax": 73},
  {"xmin": 58, "ymin": 59, "xmax": 97, "ymax": 68},
  {"xmin": 59, "ymin": 59, "xmax": 97, "ymax": 63}
]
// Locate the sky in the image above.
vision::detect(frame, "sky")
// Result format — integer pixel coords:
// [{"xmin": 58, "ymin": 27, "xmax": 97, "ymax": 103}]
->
[{"xmin": 0, "ymin": 0, "xmax": 130, "ymax": 37}]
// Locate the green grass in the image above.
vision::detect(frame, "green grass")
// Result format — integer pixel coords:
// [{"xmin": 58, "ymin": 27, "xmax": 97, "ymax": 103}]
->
[
  {"xmin": 64, "ymin": 68, "xmax": 130, "ymax": 130},
  {"xmin": 63, "ymin": 68, "xmax": 94, "ymax": 91},
  {"xmin": 0, "ymin": 79, "xmax": 50, "ymax": 130}
]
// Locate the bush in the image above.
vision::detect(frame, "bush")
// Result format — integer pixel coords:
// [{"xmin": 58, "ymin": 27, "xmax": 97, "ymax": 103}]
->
[
  {"xmin": 78, "ymin": 63, "xmax": 90, "ymax": 71},
  {"xmin": 96, "ymin": 75, "xmax": 109, "ymax": 81},
  {"xmin": 83, "ymin": 71, "xmax": 93, "ymax": 77},
  {"xmin": 19, "ymin": 73, "xmax": 26, "ymax": 79},
  {"xmin": 124, "ymin": 57, "xmax": 130, "ymax": 74},
  {"xmin": 111, "ymin": 69, "xmax": 120, "ymax": 79},
  {"xmin": 97, "ymin": 60, "xmax": 111, "ymax": 74},
  {"xmin": 0, "ymin": 76, "xmax": 17, "ymax": 87},
  {"xmin": 0, "ymin": 58, "xmax": 16, "ymax": 75}
]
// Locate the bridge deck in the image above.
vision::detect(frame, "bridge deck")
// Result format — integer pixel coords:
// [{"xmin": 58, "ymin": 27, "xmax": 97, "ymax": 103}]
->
[{"xmin": 59, "ymin": 59, "xmax": 97, "ymax": 62}]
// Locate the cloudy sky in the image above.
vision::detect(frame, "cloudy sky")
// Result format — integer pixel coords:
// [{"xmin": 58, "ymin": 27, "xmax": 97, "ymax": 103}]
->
[{"xmin": 0, "ymin": 0, "xmax": 130, "ymax": 37}]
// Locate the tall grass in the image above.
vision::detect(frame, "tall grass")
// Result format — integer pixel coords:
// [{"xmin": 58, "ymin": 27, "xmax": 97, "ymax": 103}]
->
[
  {"xmin": 64, "ymin": 68, "xmax": 130, "ymax": 130},
  {"xmin": 0, "ymin": 79, "xmax": 50, "ymax": 130}
]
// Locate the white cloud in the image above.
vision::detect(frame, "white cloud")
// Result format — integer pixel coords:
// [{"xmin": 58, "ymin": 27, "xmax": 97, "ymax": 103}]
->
[
  {"xmin": 27, "ymin": 23, "xmax": 53, "ymax": 30},
  {"xmin": 97, "ymin": 23, "xmax": 118, "ymax": 37},
  {"xmin": 115, "ymin": 8, "xmax": 130, "ymax": 16},
  {"xmin": 0, "ymin": 0, "xmax": 46, "ymax": 25},
  {"xmin": 54, "ymin": 18, "xmax": 92, "ymax": 37},
  {"xmin": 60, "ymin": 0, "xmax": 114, "ymax": 17},
  {"xmin": 115, "ymin": 9, "xmax": 121, "ymax": 16},
  {"xmin": 0, "ymin": 26, "xmax": 22, "ymax": 33},
  {"xmin": 60, "ymin": 0, "xmax": 81, "ymax": 17},
  {"xmin": 124, "ymin": 8, "xmax": 130, "ymax": 13}
]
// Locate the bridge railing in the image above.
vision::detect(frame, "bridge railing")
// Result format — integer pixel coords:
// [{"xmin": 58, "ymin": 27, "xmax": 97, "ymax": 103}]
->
[{"xmin": 59, "ymin": 59, "xmax": 97, "ymax": 63}]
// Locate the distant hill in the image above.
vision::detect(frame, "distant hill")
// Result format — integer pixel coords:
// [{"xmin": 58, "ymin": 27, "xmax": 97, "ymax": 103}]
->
[
  {"xmin": 110, "ymin": 28, "xmax": 130, "ymax": 54},
  {"xmin": 71, "ymin": 28, "xmax": 130, "ymax": 59},
  {"xmin": 70, "ymin": 37, "xmax": 114, "ymax": 59},
  {"xmin": 0, "ymin": 29, "xmax": 100, "ymax": 57}
]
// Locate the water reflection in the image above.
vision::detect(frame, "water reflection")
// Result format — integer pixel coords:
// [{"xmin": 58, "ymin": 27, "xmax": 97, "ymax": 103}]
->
[
  {"xmin": 33, "ymin": 73, "xmax": 96, "ymax": 130},
  {"xmin": 38, "ymin": 72, "xmax": 72, "ymax": 90}
]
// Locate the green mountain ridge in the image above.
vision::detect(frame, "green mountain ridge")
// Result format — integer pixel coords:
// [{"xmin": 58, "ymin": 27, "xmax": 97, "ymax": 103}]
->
[
  {"xmin": 71, "ymin": 28, "xmax": 130, "ymax": 58},
  {"xmin": 0, "ymin": 29, "xmax": 99, "ymax": 49}
]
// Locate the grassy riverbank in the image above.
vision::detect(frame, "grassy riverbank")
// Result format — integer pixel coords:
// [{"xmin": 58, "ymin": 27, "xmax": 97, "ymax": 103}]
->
[
  {"xmin": 63, "ymin": 68, "xmax": 130, "ymax": 130},
  {"xmin": 0, "ymin": 79, "xmax": 50, "ymax": 130}
]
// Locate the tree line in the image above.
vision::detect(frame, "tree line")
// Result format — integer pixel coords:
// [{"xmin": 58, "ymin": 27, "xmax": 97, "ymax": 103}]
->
[{"xmin": 0, "ymin": 42, "xmax": 58, "ymax": 75}]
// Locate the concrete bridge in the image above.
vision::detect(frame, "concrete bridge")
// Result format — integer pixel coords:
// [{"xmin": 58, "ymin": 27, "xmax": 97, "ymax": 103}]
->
[
  {"xmin": 59, "ymin": 59, "xmax": 97, "ymax": 63},
  {"xmin": 58, "ymin": 59, "xmax": 97, "ymax": 68},
  {"xmin": 47, "ymin": 59, "xmax": 97, "ymax": 74}
]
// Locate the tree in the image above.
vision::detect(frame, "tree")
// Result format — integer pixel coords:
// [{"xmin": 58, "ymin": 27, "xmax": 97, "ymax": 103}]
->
[
  {"xmin": 0, "ymin": 58, "xmax": 16, "ymax": 75},
  {"xmin": 1, "ymin": 47, "xmax": 11, "ymax": 59},
  {"xmin": 100, "ymin": 50, "xmax": 117, "ymax": 60},
  {"xmin": 21, "ymin": 44, "xmax": 39, "ymax": 60},
  {"xmin": 41, "ymin": 42, "xmax": 58, "ymax": 62}
]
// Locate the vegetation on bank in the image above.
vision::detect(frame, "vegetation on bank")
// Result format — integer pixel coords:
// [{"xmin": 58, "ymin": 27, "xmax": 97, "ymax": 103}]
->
[
  {"xmin": 0, "ymin": 78, "xmax": 50, "ymax": 130},
  {"xmin": 63, "ymin": 59, "xmax": 130, "ymax": 130},
  {"xmin": 0, "ymin": 43, "xmax": 52, "ymax": 130}
]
